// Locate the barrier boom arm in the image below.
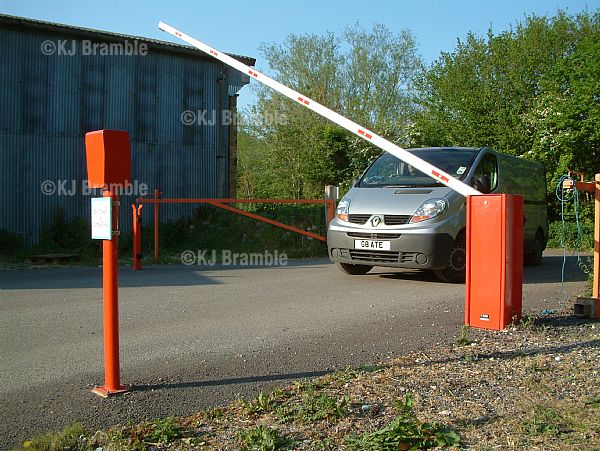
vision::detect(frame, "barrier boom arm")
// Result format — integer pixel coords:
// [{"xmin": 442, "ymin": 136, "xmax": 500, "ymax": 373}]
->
[{"xmin": 158, "ymin": 21, "xmax": 480, "ymax": 197}]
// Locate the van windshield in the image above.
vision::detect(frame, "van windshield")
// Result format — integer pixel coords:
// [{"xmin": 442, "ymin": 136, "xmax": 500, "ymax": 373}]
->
[{"xmin": 358, "ymin": 148, "xmax": 479, "ymax": 188}]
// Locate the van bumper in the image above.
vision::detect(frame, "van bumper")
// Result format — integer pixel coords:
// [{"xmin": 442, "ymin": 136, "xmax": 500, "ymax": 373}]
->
[{"xmin": 327, "ymin": 228, "xmax": 454, "ymax": 269}]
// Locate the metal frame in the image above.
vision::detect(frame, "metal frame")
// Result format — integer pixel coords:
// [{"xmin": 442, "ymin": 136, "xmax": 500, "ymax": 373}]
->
[{"xmin": 136, "ymin": 191, "xmax": 336, "ymax": 263}]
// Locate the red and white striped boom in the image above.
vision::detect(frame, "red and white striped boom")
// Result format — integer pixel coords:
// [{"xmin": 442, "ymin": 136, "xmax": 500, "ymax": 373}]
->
[{"xmin": 158, "ymin": 21, "xmax": 480, "ymax": 197}]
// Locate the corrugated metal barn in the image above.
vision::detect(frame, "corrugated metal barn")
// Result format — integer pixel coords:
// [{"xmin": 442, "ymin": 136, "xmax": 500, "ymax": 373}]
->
[{"xmin": 0, "ymin": 14, "xmax": 255, "ymax": 244}]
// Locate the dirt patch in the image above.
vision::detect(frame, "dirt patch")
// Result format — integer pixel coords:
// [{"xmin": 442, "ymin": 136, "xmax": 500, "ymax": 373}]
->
[{"xmin": 22, "ymin": 307, "xmax": 600, "ymax": 450}]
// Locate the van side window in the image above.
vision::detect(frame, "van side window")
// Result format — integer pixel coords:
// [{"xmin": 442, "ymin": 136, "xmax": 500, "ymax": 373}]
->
[{"xmin": 473, "ymin": 154, "xmax": 498, "ymax": 193}]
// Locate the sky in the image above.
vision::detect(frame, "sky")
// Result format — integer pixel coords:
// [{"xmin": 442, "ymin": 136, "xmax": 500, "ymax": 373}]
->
[{"xmin": 1, "ymin": 0, "xmax": 597, "ymax": 109}]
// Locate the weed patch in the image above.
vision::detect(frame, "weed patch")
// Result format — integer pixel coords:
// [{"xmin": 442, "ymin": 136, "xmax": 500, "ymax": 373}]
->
[
  {"xmin": 345, "ymin": 393, "xmax": 460, "ymax": 449},
  {"xmin": 237, "ymin": 425, "xmax": 293, "ymax": 450}
]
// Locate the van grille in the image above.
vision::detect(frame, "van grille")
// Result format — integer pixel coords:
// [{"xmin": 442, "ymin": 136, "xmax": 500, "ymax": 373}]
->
[
  {"xmin": 399, "ymin": 252, "xmax": 418, "ymax": 264},
  {"xmin": 349, "ymin": 250, "xmax": 400, "ymax": 263},
  {"xmin": 348, "ymin": 214, "xmax": 411, "ymax": 225},
  {"xmin": 347, "ymin": 232, "xmax": 401, "ymax": 239},
  {"xmin": 348, "ymin": 214, "xmax": 371, "ymax": 224},
  {"xmin": 384, "ymin": 215, "xmax": 411, "ymax": 225}
]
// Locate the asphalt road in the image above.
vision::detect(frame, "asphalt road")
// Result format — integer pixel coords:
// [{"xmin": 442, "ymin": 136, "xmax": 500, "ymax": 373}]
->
[{"xmin": 0, "ymin": 250, "xmax": 588, "ymax": 448}]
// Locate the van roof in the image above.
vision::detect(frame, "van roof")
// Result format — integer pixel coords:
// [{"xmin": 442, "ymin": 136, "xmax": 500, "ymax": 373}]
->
[{"xmin": 406, "ymin": 147, "xmax": 484, "ymax": 152}]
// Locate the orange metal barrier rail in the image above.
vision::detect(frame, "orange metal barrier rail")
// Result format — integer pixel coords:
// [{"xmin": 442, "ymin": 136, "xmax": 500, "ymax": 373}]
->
[{"xmin": 136, "ymin": 190, "xmax": 336, "ymax": 264}]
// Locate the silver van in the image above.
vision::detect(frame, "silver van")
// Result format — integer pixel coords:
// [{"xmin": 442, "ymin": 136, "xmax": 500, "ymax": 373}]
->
[{"xmin": 327, "ymin": 147, "xmax": 547, "ymax": 282}]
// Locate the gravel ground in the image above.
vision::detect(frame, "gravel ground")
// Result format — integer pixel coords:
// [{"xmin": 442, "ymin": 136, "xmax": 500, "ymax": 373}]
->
[{"xmin": 20, "ymin": 306, "xmax": 600, "ymax": 450}]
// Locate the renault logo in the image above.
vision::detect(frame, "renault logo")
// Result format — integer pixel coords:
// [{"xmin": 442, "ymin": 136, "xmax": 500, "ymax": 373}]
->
[{"xmin": 370, "ymin": 215, "xmax": 382, "ymax": 227}]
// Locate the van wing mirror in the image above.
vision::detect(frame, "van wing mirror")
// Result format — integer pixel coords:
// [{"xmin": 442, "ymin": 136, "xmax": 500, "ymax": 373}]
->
[{"xmin": 351, "ymin": 177, "xmax": 359, "ymax": 187}]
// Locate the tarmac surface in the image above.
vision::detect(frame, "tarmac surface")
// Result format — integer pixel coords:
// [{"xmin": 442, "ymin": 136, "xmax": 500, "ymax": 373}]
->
[{"xmin": 0, "ymin": 250, "xmax": 588, "ymax": 448}]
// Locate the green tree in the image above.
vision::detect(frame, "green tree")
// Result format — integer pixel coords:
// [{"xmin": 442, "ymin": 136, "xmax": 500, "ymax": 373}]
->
[
  {"xmin": 413, "ymin": 11, "xmax": 595, "ymax": 154},
  {"xmin": 524, "ymin": 15, "xmax": 600, "ymax": 185},
  {"xmin": 238, "ymin": 24, "xmax": 421, "ymax": 199},
  {"xmin": 412, "ymin": 10, "xmax": 599, "ymax": 220}
]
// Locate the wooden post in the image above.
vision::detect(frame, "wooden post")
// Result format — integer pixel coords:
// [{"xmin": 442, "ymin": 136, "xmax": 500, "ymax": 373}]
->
[
  {"xmin": 324, "ymin": 185, "xmax": 338, "ymax": 228},
  {"xmin": 573, "ymin": 173, "xmax": 600, "ymax": 318},
  {"xmin": 593, "ymin": 174, "xmax": 599, "ymax": 299}
]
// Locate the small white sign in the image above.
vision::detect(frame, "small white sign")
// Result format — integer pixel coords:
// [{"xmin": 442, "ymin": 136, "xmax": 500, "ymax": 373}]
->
[{"xmin": 91, "ymin": 197, "xmax": 112, "ymax": 240}]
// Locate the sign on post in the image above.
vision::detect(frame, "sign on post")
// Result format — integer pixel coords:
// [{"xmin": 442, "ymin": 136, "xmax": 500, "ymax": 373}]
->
[{"xmin": 91, "ymin": 197, "xmax": 112, "ymax": 240}]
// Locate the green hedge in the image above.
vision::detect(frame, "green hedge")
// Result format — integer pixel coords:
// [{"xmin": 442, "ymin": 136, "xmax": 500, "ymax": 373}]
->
[{"xmin": 547, "ymin": 220, "xmax": 594, "ymax": 251}]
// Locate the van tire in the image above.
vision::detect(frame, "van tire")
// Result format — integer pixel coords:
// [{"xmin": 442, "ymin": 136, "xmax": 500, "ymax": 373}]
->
[
  {"xmin": 525, "ymin": 230, "xmax": 544, "ymax": 266},
  {"xmin": 336, "ymin": 263, "xmax": 372, "ymax": 275},
  {"xmin": 434, "ymin": 231, "xmax": 466, "ymax": 283}
]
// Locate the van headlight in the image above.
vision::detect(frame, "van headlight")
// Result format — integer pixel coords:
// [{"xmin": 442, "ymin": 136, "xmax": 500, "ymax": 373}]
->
[
  {"xmin": 336, "ymin": 198, "xmax": 351, "ymax": 222},
  {"xmin": 410, "ymin": 198, "xmax": 447, "ymax": 223}
]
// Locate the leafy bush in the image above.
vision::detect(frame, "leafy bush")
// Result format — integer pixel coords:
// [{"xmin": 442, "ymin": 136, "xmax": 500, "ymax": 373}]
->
[
  {"xmin": 0, "ymin": 228, "xmax": 24, "ymax": 255},
  {"xmin": 546, "ymin": 220, "xmax": 594, "ymax": 251},
  {"xmin": 155, "ymin": 204, "xmax": 328, "ymax": 260},
  {"xmin": 38, "ymin": 208, "xmax": 100, "ymax": 257}
]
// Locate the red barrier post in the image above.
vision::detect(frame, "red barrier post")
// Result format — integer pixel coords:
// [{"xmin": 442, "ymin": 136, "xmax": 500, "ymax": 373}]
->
[
  {"xmin": 154, "ymin": 188, "xmax": 160, "ymax": 263},
  {"xmin": 132, "ymin": 204, "xmax": 143, "ymax": 271},
  {"xmin": 92, "ymin": 188, "xmax": 128, "ymax": 397},
  {"xmin": 85, "ymin": 129, "xmax": 131, "ymax": 397}
]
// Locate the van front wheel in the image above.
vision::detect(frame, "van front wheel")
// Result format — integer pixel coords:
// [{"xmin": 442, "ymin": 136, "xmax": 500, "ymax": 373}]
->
[
  {"xmin": 434, "ymin": 233, "xmax": 466, "ymax": 283},
  {"xmin": 525, "ymin": 230, "xmax": 544, "ymax": 266},
  {"xmin": 336, "ymin": 263, "xmax": 372, "ymax": 275}
]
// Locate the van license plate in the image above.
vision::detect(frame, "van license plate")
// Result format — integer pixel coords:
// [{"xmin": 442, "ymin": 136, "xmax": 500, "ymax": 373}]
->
[{"xmin": 354, "ymin": 240, "xmax": 391, "ymax": 250}]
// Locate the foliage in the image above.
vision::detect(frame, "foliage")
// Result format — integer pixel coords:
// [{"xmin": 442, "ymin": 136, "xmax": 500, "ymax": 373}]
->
[
  {"xmin": 455, "ymin": 325, "xmax": 475, "ymax": 346},
  {"xmin": 546, "ymin": 220, "xmax": 594, "ymax": 251},
  {"xmin": 275, "ymin": 384, "xmax": 348, "ymax": 424},
  {"xmin": 237, "ymin": 425, "xmax": 293, "ymax": 451},
  {"xmin": 0, "ymin": 228, "xmax": 23, "ymax": 256},
  {"xmin": 238, "ymin": 9, "xmax": 599, "ymax": 225},
  {"xmin": 239, "ymin": 23, "xmax": 422, "ymax": 199},
  {"xmin": 243, "ymin": 391, "xmax": 280, "ymax": 415},
  {"xmin": 345, "ymin": 393, "xmax": 460, "ymax": 449},
  {"xmin": 22, "ymin": 423, "xmax": 89, "ymax": 450},
  {"xmin": 39, "ymin": 208, "xmax": 100, "ymax": 256},
  {"xmin": 412, "ymin": 10, "xmax": 599, "ymax": 208},
  {"xmin": 144, "ymin": 417, "xmax": 184, "ymax": 445},
  {"xmin": 155, "ymin": 204, "xmax": 328, "ymax": 260},
  {"xmin": 522, "ymin": 405, "xmax": 570, "ymax": 436}
]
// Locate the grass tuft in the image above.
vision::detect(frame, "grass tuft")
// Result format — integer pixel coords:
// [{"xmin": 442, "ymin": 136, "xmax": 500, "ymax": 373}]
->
[
  {"xmin": 22, "ymin": 423, "xmax": 88, "ymax": 451},
  {"xmin": 522, "ymin": 405, "xmax": 571, "ymax": 436},
  {"xmin": 455, "ymin": 325, "xmax": 475, "ymax": 346},
  {"xmin": 346, "ymin": 393, "xmax": 460, "ymax": 449},
  {"xmin": 238, "ymin": 425, "xmax": 293, "ymax": 450}
]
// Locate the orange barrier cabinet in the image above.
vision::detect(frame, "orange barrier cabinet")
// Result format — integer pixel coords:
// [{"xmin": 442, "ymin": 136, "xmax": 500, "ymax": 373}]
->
[
  {"xmin": 465, "ymin": 194, "xmax": 524, "ymax": 330},
  {"xmin": 85, "ymin": 130, "xmax": 131, "ymax": 188}
]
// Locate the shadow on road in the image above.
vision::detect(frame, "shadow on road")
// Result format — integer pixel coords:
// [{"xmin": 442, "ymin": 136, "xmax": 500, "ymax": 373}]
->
[
  {"xmin": 0, "ymin": 254, "xmax": 588, "ymax": 290},
  {"xmin": 523, "ymin": 255, "xmax": 589, "ymax": 284},
  {"xmin": 132, "ymin": 369, "xmax": 330, "ymax": 392},
  {"xmin": 350, "ymin": 254, "xmax": 589, "ymax": 285},
  {"xmin": 0, "ymin": 259, "xmax": 333, "ymax": 290}
]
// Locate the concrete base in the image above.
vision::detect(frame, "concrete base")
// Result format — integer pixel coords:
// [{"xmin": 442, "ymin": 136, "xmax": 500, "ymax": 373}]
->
[
  {"xmin": 574, "ymin": 297, "xmax": 600, "ymax": 319},
  {"xmin": 91, "ymin": 385, "xmax": 130, "ymax": 398}
]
